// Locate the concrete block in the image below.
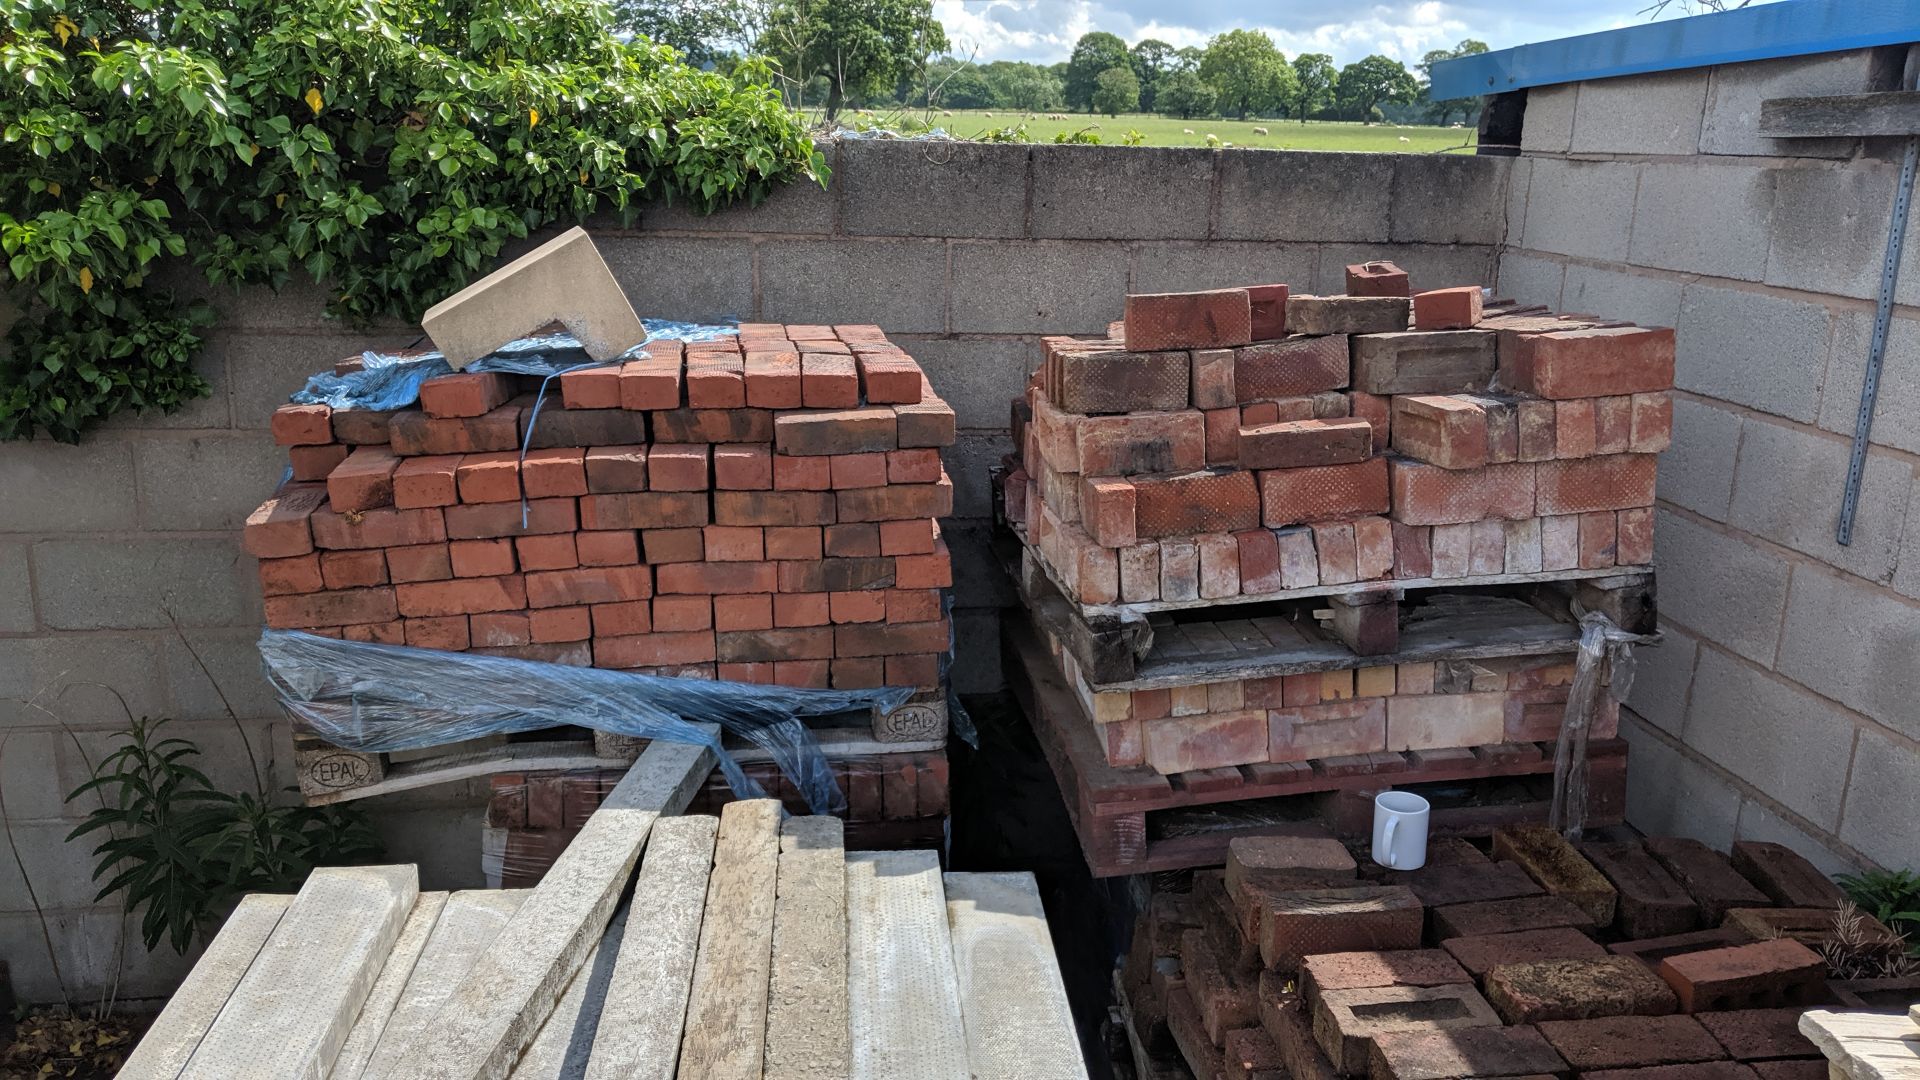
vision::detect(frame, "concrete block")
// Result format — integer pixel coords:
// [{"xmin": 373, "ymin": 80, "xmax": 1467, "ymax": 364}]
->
[
  {"xmin": 1623, "ymin": 623, "xmax": 1698, "ymax": 736},
  {"xmin": 896, "ymin": 336, "xmax": 1032, "ymax": 430},
  {"xmin": 1619, "ymin": 712, "xmax": 1742, "ymax": 853},
  {"xmin": 0, "ymin": 438, "xmax": 137, "ymax": 531},
  {"xmin": 1214, "ymin": 150, "xmax": 1393, "ymax": 242},
  {"xmin": 944, "ymin": 871, "xmax": 1085, "ymax": 1080},
  {"xmin": 1391, "ymin": 154, "xmax": 1511, "ymax": 244},
  {"xmin": 328, "ymin": 891, "xmax": 448, "ymax": 1080},
  {"xmin": 358, "ymin": 889, "xmax": 525, "ymax": 1080},
  {"xmin": 32, "ymin": 537, "xmax": 254, "ymax": 630},
  {"xmin": 1702, "ymin": 51, "xmax": 1879, "ymax": 157},
  {"xmin": 1495, "ymin": 253, "xmax": 1564, "ymax": 310},
  {"xmin": 1561, "ymin": 265, "xmax": 1683, "ymax": 330},
  {"xmin": 1684, "ymin": 648, "xmax": 1855, "ymax": 831},
  {"xmin": 1652, "ymin": 510, "xmax": 1790, "ymax": 663},
  {"xmin": 1521, "ymin": 84, "xmax": 1578, "ymax": 154},
  {"xmin": 759, "ymin": 239, "xmax": 948, "ymax": 333},
  {"xmin": 1030, "ymin": 145, "xmax": 1212, "ymax": 239},
  {"xmin": 1629, "ymin": 163, "xmax": 1774, "ymax": 280},
  {"xmin": 1570, "ymin": 69, "xmax": 1708, "ymax": 154},
  {"xmin": 219, "ymin": 330, "xmax": 417, "ymax": 431},
  {"xmin": 1727, "ymin": 418, "xmax": 1911, "ymax": 583},
  {"xmin": 0, "ymin": 542, "xmax": 32, "ymax": 632},
  {"xmin": 599, "ymin": 234, "xmax": 755, "ymax": 326},
  {"xmin": 1317, "ymin": 245, "xmax": 1497, "ymax": 299},
  {"xmin": 1505, "ymin": 157, "xmax": 1532, "ymax": 246},
  {"xmin": 950, "ymin": 240, "xmax": 1130, "ymax": 334},
  {"xmin": 1131, "ymin": 241, "xmax": 1318, "ymax": 297},
  {"xmin": 0, "ymin": 634, "xmax": 167, "ymax": 729},
  {"xmin": 1776, "ymin": 564, "xmax": 1920, "ymax": 742},
  {"xmin": 168, "ymin": 267, "xmax": 408, "ymax": 335},
  {"xmin": 766, "ymin": 817, "xmax": 850, "ymax": 1080},
  {"xmin": 135, "ymin": 433, "xmax": 285, "ymax": 531},
  {"xmin": 1834, "ymin": 727, "xmax": 1920, "ymax": 870},
  {"xmin": 678, "ymin": 800, "xmax": 781, "ymax": 1080},
  {"xmin": 636, "ymin": 145, "xmax": 836, "ymax": 233},
  {"xmin": 942, "ymin": 433, "xmax": 1012, "ymax": 519},
  {"xmin": 1674, "ymin": 283, "xmax": 1830, "ymax": 424},
  {"xmin": 512, "ymin": 905, "xmax": 624, "ymax": 1077},
  {"xmin": 1659, "ymin": 397, "xmax": 1741, "ymax": 521},
  {"xmin": 1767, "ymin": 163, "xmax": 1920, "ymax": 305},
  {"xmin": 1519, "ymin": 159, "xmax": 1641, "ymax": 262},
  {"xmin": 423, "ymin": 227, "xmax": 644, "ymax": 368},
  {"xmin": 161, "ymin": 628, "xmax": 282, "ymax": 721},
  {"xmin": 838, "ymin": 140, "xmax": 1028, "ymax": 239},
  {"xmin": 1819, "ymin": 311, "xmax": 1920, "ymax": 456}
]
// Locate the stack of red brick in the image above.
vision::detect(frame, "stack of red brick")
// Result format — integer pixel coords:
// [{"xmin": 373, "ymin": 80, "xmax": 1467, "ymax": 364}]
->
[
  {"xmin": 244, "ymin": 323, "xmax": 956, "ymax": 691},
  {"xmin": 1123, "ymin": 829, "xmax": 1866, "ymax": 1080},
  {"xmin": 1006, "ymin": 264, "xmax": 1674, "ymax": 606}
]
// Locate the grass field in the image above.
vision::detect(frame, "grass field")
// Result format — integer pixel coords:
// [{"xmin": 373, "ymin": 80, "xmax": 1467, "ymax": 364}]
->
[{"xmin": 817, "ymin": 107, "xmax": 1477, "ymax": 153}]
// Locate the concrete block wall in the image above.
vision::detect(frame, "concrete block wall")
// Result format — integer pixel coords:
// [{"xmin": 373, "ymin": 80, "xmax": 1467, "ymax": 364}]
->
[
  {"xmin": 0, "ymin": 140, "xmax": 1508, "ymax": 1002},
  {"xmin": 1499, "ymin": 46, "xmax": 1920, "ymax": 878}
]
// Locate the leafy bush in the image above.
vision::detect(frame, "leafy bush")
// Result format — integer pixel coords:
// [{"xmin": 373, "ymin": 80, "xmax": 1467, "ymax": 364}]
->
[
  {"xmin": 66, "ymin": 716, "xmax": 384, "ymax": 952},
  {"xmin": 0, "ymin": 0, "xmax": 824, "ymax": 441}
]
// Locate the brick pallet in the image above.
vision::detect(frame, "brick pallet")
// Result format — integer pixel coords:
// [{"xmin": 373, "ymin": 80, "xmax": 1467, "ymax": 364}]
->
[
  {"xmin": 1118, "ymin": 828, "xmax": 1853, "ymax": 1080},
  {"xmin": 242, "ymin": 322, "xmax": 958, "ymax": 800}
]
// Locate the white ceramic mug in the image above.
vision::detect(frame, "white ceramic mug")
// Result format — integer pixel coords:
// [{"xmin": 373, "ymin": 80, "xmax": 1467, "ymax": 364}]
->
[{"xmin": 1371, "ymin": 790, "xmax": 1431, "ymax": 871}]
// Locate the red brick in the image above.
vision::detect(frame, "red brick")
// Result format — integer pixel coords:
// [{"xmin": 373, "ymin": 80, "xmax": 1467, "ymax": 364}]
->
[
  {"xmin": 647, "ymin": 445, "xmax": 710, "ymax": 492},
  {"xmin": 707, "ymin": 445, "xmax": 769, "ymax": 491},
  {"xmin": 764, "ymin": 526, "xmax": 823, "ymax": 561},
  {"xmin": 395, "ymin": 575, "xmax": 526, "ymax": 617},
  {"xmin": 1203, "ymin": 407, "xmax": 1239, "ymax": 464},
  {"xmin": 713, "ymin": 593, "xmax": 773, "ymax": 631},
  {"xmin": 1389, "ymin": 459, "xmax": 1535, "ymax": 525},
  {"xmin": 703, "ymin": 525, "xmax": 765, "ymax": 562},
  {"xmin": 653, "ymin": 407, "xmax": 773, "ymax": 445},
  {"xmin": 1631, "ymin": 392, "xmax": 1673, "ymax": 453},
  {"xmin": 525, "ymin": 565, "xmax": 653, "ymax": 607},
  {"xmin": 589, "ymin": 600, "xmax": 651, "ymax": 637},
  {"xmin": 1311, "ymin": 520, "xmax": 1359, "ymax": 583},
  {"xmin": 834, "ymin": 618, "xmax": 949, "ymax": 658},
  {"xmin": 830, "ymin": 453, "xmax": 889, "ymax": 490},
  {"xmin": 887, "ymin": 588, "xmax": 942, "ymax": 623},
  {"xmin": 651, "ymin": 595, "xmax": 713, "ymax": 632},
  {"xmin": 392, "ymin": 455, "xmax": 460, "ymax": 509},
  {"xmin": 713, "ymin": 490, "xmax": 836, "ymax": 527},
  {"xmin": 774, "ymin": 408, "xmax": 898, "ymax": 456},
  {"xmin": 445, "ymin": 497, "xmax": 577, "ymax": 539},
  {"xmin": 389, "ymin": 405, "xmax": 522, "ymax": 456},
  {"xmin": 1556, "ymin": 399, "xmax": 1598, "ymax": 458},
  {"xmin": 684, "ymin": 355, "xmax": 746, "ymax": 409},
  {"xmin": 1412, "ymin": 286, "xmax": 1484, "ymax": 331},
  {"xmin": 1695, "ymin": 1007, "xmax": 1821, "ymax": 1062},
  {"xmin": 529, "ymin": 606, "xmax": 592, "ymax": 643},
  {"xmin": 1346, "ymin": 260, "xmax": 1409, "ymax": 297},
  {"xmin": 1354, "ymin": 515, "xmax": 1395, "ymax": 579},
  {"xmin": 831, "ymin": 657, "xmax": 886, "ymax": 688},
  {"xmin": 1578, "ymin": 511, "xmax": 1618, "ymax": 569},
  {"xmin": 320, "ymin": 549, "xmax": 388, "ymax": 589},
  {"xmin": 558, "ymin": 364, "xmax": 623, "ymax": 410},
  {"xmin": 772, "ymin": 454, "xmax": 832, "ymax": 492},
  {"xmin": 894, "ymin": 546, "xmax": 953, "ymax": 589},
  {"xmin": 519, "ymin": 448, "xmax": 587, "ymax": 499},
  {"xmin": 717, "ymin": 661, "xmax": 777, "ymax": 684},
  {"xmin": 884, "ymin": 449, "xmax": 942, "ymax": 485},
  {"xmin": 1391, "ymin": 520, "xmax": 1432, "ymax": 579},
  {"xmin": 1616, "ymin": 506, "xmax": 1654, "ymax": 565},
  {"xmin": 617, "ymin": 351, "xmax": 682, "ymax": 410},
  {"xmin": 886, "ymin": 653, "xmax": 942, "ymax": 688},
  {"xmin": 1076, "ymin": 411, "xmax": 1208, "ymax": 476},
  {"xmin": 311, "ymin": 504, "xmax": 448, "ymax": 550},
  {"xmin": 895, "ymin": 386, "xmax": 957, "ymax": 448},
  {"xmin": 823, "ymin": 523, "xmax": 881, "ymax": 558},
  {"xmin": 289, "ymin": 443, "xmax": 350, "ymax": 482},
  {"xmin": 879, "ymin": 518, "xmax": 936, "ymax": 556},
  {"xmin": 404, "ymin": 614, "xmax": 470, "ymax": 650},
  {"xmin": 341, "ymin": 620, "xmax": 406, "ymax": 644},
  {"xmin": 1258, "ymin": 458, "xmax": 1390, "ymax": 528},
  {"xmin": 1247, "ymin": 282, "xmax": 1290, "ymax": 340},
  {"xmin": 455, "ymin": 451, "xmax": 522, "ymax": 504},
  {"xmin": 1536, "ymin": 1015, "xmax": 1724, "ymax": 1071},
  {"xmin": 263, "ymin": 586, "xmax": 396, "ymax": 628},
  {"xmin": 244, "ymin": 484, "xmax": 329, "ymax": 558},
  {"xmin": 1655, "ymin": 939, "xmax": 1826, "ymax": 1013},
  {"xmin": 1393, "ymin": 396, "xmax": 1488, "ymax": 469},
  {"xmin": 1123, "ymin": 288, "xmax": 1253, "ymax": 351},
  {"xmin": 1241, "ymin": 418, "xmax": 1372, "ymax": 471},
  {"xmin": 658, "ymin": 561, "xmax": 778, "ymax": 595},
  {"xmin": 1536, "ymin": 454, "xmax": 1656, "ymax": 515},
  {"xmin": 581, "ymin": 445, "xmax": 647, "ymax": 493},
  {"xmin": 259, "ymin": 554, "xmax": 326, "ymax": 595},
  {"xmin": 470, "ymin": 611, "xmax": 532, "ymax": 646},
  {"xmin": 835, "ymin": 479, "xmax": 952, "ymax": 523},
  {"xmin": 324, "ymin": 445, "xmax": 398, "ymax": 514},
  {"xmin": 642, "ymin": 528, "xmax": 704, "ymax": 563},
  {"xmin": 1190, "ymin": 349, "xmax": 1237, "ymax": 410},
  {"xmin": 855, "ymin": 350, "xmax": 923, "ymax": 404},
  {"xmin": 1351, "ymin": 390, "xmax": 1391, "ymax": 454},
  {"xmin": 1197, "ymin": 532, "xmax": 1240, "ymax": 598},
  {"xmin": 743, "ymin": 350, "xmax": 803, "ymax": 409},
  {"xmin": 774, "ymin": 592, "xmax": 830, "ymax": 627},
  {"xmin": 272, "ymin": 404, "xmax": 334, "ymax": 446},
  {"xmin": 385, "ymin": 543, "xmax": 452, "ymax": 583},
  {"xmin": 1081, "ymin": 478, "xmax": 1138, "ymax": 548},
  {"xmin": 514, "ymin": 533, "xmax": 579, "ymax": 571},
  {"xmin": 1128, "ymin": 470, "xmax": 1261, "ymax": 538},
  {"xmin": 1517, "ymin": 398, "xmax": 1557, "ymax": 462},
  {"xmin": 719, "ymin": 626, "xmax": 835, "ymax": 663},
  {"xmin": 1441, "ymin": 927, "xmax": 1610, "ymax": 977},
  {"xmin": 773, "ymin": 658, "xmax": 830, "ymax": 687},
  {"xmin": 1235, "ymin": 529, "xmax": 1283, "ymax": 593},
  {"xmin": 1594, "ymin": 395, "xmax": 1633, "ymax": 454},
  {"xmin": 420, "ymin": 372, "xmax": 514, "ymax": 418},
  {"xmin": 330, "ymin": 408, "xmax": 395, "ymax": 446},
  {"xmin": 1514, "ymin": 326, "xmax": 1676, "ymax": 399},
  {"xmin": 446, "ymin": 538, "xmax": 514, "ymax": 579},
  {"xmin": 597, "ymin": 631, "xmax": 717, "ymax": 668},
  {"xmin": 579, "ymin": 492, "xmax": 707, "ymax": 530},
  {"xmin": 830, "ymin": 590, "xmax": 887, "ymax": 623},
  {"xmin": 800, "ymin": 352, "xmax": 860, "ymax": 408},
  {"xmin": 572, "ymin": 530, "xmax": 637, "ymax": 567},
  {"xmin": 1234, "ymin": 335, "xmax": 1349, "ymax": 400}
]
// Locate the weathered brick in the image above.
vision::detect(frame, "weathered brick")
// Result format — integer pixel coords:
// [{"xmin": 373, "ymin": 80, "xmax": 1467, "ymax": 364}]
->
[
  {"xmin": 1579, "ymin": 841, "xmax": 1700, "ymax": 939},
  {"xmin": 244, "ymin": 483, "xmax": 328, "ymax": 558},
  {"xmin": 1656, "ymin": 938, "xmax": 1825, "ymax": 1012},
  {"xmin": 1728, "ymin": 841, "xmax": 1847, "ymax": 908},
  {"xmin": 1269, "ymin": 697, "xmax": 1388, "ymax": 761},
  {"xmin": 420, "ymin": 371, "xmax": 514, "ymax": 418},
  {"xmin": 331, "ymin": 407, "xmax": 396, "ymax": 445},
  {"xmin": 1142, "ymin": 710, "xmax": 1267, "ymax": 773},
  {"xmin": 1127, "ymin": 469, "xmax": 1262, "ymax": 539},
  {"xmin": 1257, "ymin": 886, "xmax": 1424, "ymax": 972},
  {"xmin": 311, "ymin": 504, "xmax": 448, "ymax": 550},
  {"xmin": 1441, "ymin": 928, "xmax": 1609, "ymax": 978},
  {"xmin": 1289, "ymin": 295, "xmax": 1408, "ymax": 335},
  {"xmin": 1124, "ymin": 288, "xmax": 1253, "ymax": 351},
  {"xmin": 1247, "ymin": 282, "xmax": 1290, "ymax": 340},
  {"xmin": 1430, "ymin": 896, "xmax": 1599, "ymax": 940},
  {"xmin": 1191, "ymin": 348, "xmax": 1237, "ymax": 410},
  {"xmin": 1258, "ymin": 458, "xmax": 1390, "ymax": 528},
  {"xmin": 1346, "ymin": 261, "xmax": 1410, "ymax": 298},
  {"xmin": 1630, "ymin": 391, "xmax": 1673, "ymax": 453},
  {"xmin": 1240, "ymin": 419, "xmax": 1372, "ymax": 471},
  {"xmin": 1695, "ymin": 1007, "xmax": 1822, "ymax": 1062},
  {"xmin": 1484, "ymin": 956, "xmax": 1678, "ymax": 1023},
  {"xmin": 455, "ymin": 451, "xmax": 522, "ymax": 504},
  {"xmin": 1511, "ymin": 326, "xmax": 1676, "ymax": 399},
  {"xmin": 395, "ymin": 575, "xmax": 526, "ymax": 617},
  {"xmin": 1048, "ymin": 347, "xmax": 1191, "ymax": 414},
  {"xmin": 1298, "ymin": 949, "xmax": 1467, "ymax": 1001},
  {"xmin": 1234, "ymin": 336, "xmax": 1350, "ymax": 400},
  {"xmin": 1081, "ymin": 478, "xmax": 1138, "ymax": 548},
  {"xmin": 1536, "ymin": 1014, "xmax": 1725, "ymax": 1071},
  {"xmin": 289, "ymin": 443, "xmax": 350, "ymax": 482},
  {"xmin": 1642, "ymin": 837, "xmax": 1770, "ymax": 923},
  {"xmin": 1493, "ymin": 826, "xmax": 1620, "ymax": 925},
  {"xmin": 271, "ymin": 403, "xmax": 334, "ymax": 446},
  {"xmin": 1390, "ymin": 459, "xmax": 1536, "ymax": 525},
  {"xmin": 264, "ymin": 586, "xmax": 399, "ymax": 628},
  {"xmin": 773, "ymin": 407, "xmax": 899, "ymax": 456},
  {"xmin": 1312, "ymin": 984, "xmax": 1503, "ymax": 1076},
  {"xmin": 1412, "ymin": 287, "xmax": 1484, "ymax": 331},
  {"xmin": 525, "ymin": 565, "xmax": 652, "ymax": 607},
  {"xmin": 650, "ymin": 407, "xmax": 773, "ymax": 445},
  {"xmin": 596, "ymin": 630, "xmax": 717, "ymax": 668},
  {"xmin": 1353, "ymin": 331, "xmax": 1497, "ymax": 395},
  {"xmin": 1077, "ymin": 410, "xmax": 1208, "ymax": 476},
  {"xmin": 389, "ymin": 405, "xmax": 522, "ymax": 455},
  {"xmin": 1402, "ymin": 860, "xmax": 1544, "ymax": 909},
  {"xmin": 1367, "ymin": 1024, "xmax": 1568, "ymax": 1080},
  {"xmin": 579, "ymin": 492, "xmax": 708, "ymax": 530}
]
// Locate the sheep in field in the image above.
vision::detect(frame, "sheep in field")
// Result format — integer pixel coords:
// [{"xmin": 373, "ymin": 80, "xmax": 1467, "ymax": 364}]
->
[{"xmin": 1252, "ymin": 126, "xmax": 1268, "ymax": 135}]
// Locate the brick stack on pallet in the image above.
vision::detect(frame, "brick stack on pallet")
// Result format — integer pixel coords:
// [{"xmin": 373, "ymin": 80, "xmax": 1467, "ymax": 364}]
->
[
  {"xmin": 1118, "ymin": 828, "xmax": 1869, "ymax": 1080},
  {"xmin": 243, "ymin": 321, "xmax": 957, "ymax": 801},
  {"xmin": 996, "ymin": 262, "xmax": 1669, "ymax": 876}
]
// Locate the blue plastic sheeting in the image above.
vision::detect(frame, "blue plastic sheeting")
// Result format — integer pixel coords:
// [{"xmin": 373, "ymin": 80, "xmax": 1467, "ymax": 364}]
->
[
  {"xmin": 258, "ymin": 628, "xmax": 915, "ymax": 814},
  {"xmin": 1430, "ymin": 0, "xmax": 1920, "ymax": 98},
  {"xmin": 287, "ymin": 322, "xmax": 738, "ymax": 413}
]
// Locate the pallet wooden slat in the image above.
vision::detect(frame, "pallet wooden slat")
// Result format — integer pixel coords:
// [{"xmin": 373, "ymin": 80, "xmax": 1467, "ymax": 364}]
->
[
  {"xmin": 676, "ymin": 799, "xmax": 782, "ymax": 1080},
  {"xmin": 846, "ymin": 851, "xmax": 971, "ymax": 1080}
]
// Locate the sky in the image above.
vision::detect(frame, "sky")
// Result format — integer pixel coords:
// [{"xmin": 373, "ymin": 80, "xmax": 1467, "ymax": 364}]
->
[{"xmin": 929, "ymin": 0, "xmax": 1776, "ymax": 68}]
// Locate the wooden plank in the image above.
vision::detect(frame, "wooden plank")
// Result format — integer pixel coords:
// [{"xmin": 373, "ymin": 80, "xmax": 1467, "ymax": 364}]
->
[
  {"xmin": 944, "ymin": 872, "xmax": 1088, "ymax": 1080},
  {"xmin": 390, "ymin": 732, "xmax": 717, "ymax": 1080},
  {"xmin": 582, "ymin": 816, "xmax": 719, "ymax": 1080},
  {"xmin": 508, "ymin": 907, "xmax": 627, "ymax": 1078},
  {"xmin": 676, "ymin": 799, "xmax": 782, "ymax": 1080},
  {"xmin": 1760, "ymin": 90, "xmax": 1920, "ymax": 137},
  {"xmin": 329, "ymin": 891, "xmax": 450, "ymax": 1080},
  {"xmin": 305, "ymin": 741, "xmax": 611, "ymax": 805},
  {"xmin": 846, "ymin": 851, "xmax": 971, "ymax": 1080},
  {"xmin": 360, "ymin": 891, "xmax": 528, "ymax": 1080},
  {"xmin": 180, "ymin": 865, "xmax": 418, "ymax": 1080},
  {"xmin": 765, "ymin": 816, "xmax": 852, "ymax": 1079},
  {"xmin": 116, "ymin": 893, "xmax": 293, "ymax": 1080}
]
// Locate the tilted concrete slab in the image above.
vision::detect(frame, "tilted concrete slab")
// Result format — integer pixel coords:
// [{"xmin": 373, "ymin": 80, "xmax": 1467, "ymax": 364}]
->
[
  {"xmin": 422, "ymin": 227, "xmax": 646, "ymax": 369},
  {"xmin": 386, "ymin": 732, "xmax": 716, "ymax": 1080},
  {"xmin": 508, "ymin": 907, "xmax": 627, "ymax": 1078},
  {"xmin": 582, "ymin": 816, "xmax": 718, "ymax": 1080},
  {"xmin": 179, "ymin": 865, "xmax": 418, "ymax": 1080},
  {"xmin": 115, "ymin": 893, "xmax": 293, "ymax": 1080},
  {"xmin": 1800, "ymin": 1009, "xmax": 1920, "ymax": 1079},
  {"xmin": 330, "ymin": 891, "xmax": 450, "ymax": 1080},
  {"xmin": 360, "ymin": 890, "xmax": 528, "ymax": 1080},
  {"xmin": 846, "ymin": 850, "xmax": 970, "ymax": 1080},
  {"xmin": 943, "ymin": 871, "xmax": 1087, "ymax": 1080},
  {"xmin": 765, "ymin": 816, "xmax": 851, "ymax": 1079},
  {"xmin": 677, "ymin": 799, "xmax": 783, "ymax": 1080}
]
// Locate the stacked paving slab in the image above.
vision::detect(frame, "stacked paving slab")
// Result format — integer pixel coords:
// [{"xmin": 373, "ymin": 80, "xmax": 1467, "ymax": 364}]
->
[
  {"xmin": 1120, "ymin": 829, "xmax": 1870, "ymax": 1080},
  {"xmin": 243, "ymin": 322, "xmax": 958, "ymax": 796}
]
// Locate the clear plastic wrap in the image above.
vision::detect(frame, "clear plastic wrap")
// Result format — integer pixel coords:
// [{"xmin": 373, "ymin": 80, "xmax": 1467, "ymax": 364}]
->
[
  {"xmin": 259, "ymin": 628, "xmax": 916, "ymax": 814},
  {"xmin": 1548, "ymin": 611, "xmax": 1638, "ymax": 839}
]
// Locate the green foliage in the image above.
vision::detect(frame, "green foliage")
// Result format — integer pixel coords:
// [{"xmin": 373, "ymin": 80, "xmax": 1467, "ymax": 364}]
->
[
  {"xmin": 763, "ymin": 0, "xmax": 946, "ymax": 119},
  {"xmin": 919, "ymin": 57, "xmax": 1060, "ymax": 112},
  {"xmin": 982, "ymin": 60, "xmax": 1063, "ymax": 111},
  {"xmin": 974, "ymin": 121, "xmax": 1031, "ymax": 143},
  {"xmin": 0, "ymin": 0, "xmax": 823, "ymax": 442},
  {"xmin": 1128, "ymin": 38, "xmax": 1177, "ymax": 111},
  {"xmin": 1289, "ymin": 53, "xmax": 1337, "ymax": 121},
  {"xmin": 65, "ymin": 716, "xmax": 385, "ymax": 953},
  {"xmin": 1063, "ymin": 31, "xmax": 1129, "ymax": 113},
  {"xmin": 1336, "ymin": 54, "xmax": 1420, "ymax": 121},
  {"xmin": 1091, "ymin": 65, "xmax": 1139, "ymax": 117},
  {"xmin": 1119, "ymin": 128, "xmax": 1146, "ymax": 146},
  {"xmin": 1155, "ymin": 69, "xmax": 1217, "ymax": 120},
  {"xmin": 1198, "ymin": 29, "xmax": 1295, "ymax": 119},
  {"xmin": 612, "ymin": 0, "xmax": 752, "ymax": 65},
  {"xmin": 1839, "ymin": 868, "xmax": 1920, "ymax": 952},
  {"xmin": 1052, "ymin": 127, "xmax": 1101, "ymax": 144}
]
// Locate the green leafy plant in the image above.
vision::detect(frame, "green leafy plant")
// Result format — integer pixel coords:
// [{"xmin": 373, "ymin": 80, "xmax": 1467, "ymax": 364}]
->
[
  {"xmin": 1051, "ymin": 127, "xmax": 1102, "ymax": 144},
  {"xmin": 1119, "ymin": 128, "xmax": 1146, "ymax": 146},
  {"xmin": 1, "ymin": 0, "xmax": 825, "ymax": 442},
  {"xmin": 1838, "ymin": 867, "xmax": 1920, "ymax": 952},
  {"xmin": 974, "ymin": 122, "xmax": 1030, "ymax": 143},
  {"xmin": 66, "ymin": 716, "xmax": 383, "ymax": 953}
]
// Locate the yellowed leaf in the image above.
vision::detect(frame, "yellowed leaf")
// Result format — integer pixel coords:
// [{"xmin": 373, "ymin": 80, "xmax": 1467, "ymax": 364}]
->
[
  {"xmin": 305, "ymin": 87, "xmax": 324, "ymax": 115},
  {"xmin": 529, "ymin": 107, "xmax": 540, "ymax": 128},
  {"xmin": 78, "ymin": 267, "xmax": 93, "ymax": 293},
  {"xmin": 275, "ymin": 192, "xmax": 287, "ymax": 208},
  {"xmin": 52, "ymin": 14, "xmax": 76, "ymax": 45},
  {"xmin": 45, "ymin": 181, "xmax": 60, "ymax": 196}
]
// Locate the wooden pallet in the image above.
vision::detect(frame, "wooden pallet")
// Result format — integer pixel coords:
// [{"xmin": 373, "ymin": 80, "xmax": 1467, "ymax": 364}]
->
[
  {"xmin": 1000, "ymin": 523, "xmax": 1656, "ymax": 688},
  {"xmin": 1003, "ymin": 616, "xmax": 1626, "ymax": 878}
]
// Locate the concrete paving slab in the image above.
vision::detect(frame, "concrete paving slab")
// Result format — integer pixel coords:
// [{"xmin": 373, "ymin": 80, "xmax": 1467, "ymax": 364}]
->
[
  {"xmin": 508, "ymin": 907, "xmax": 626, "ymax": 1078},
  {"xmin": 846, "ymin": 850, "xmax": 970, "ymax": 1080},
  {"xmin": 944, "ymin": 871, "xmax": 1086, "ymax": 1080},
  {"xmin": 116, "ymin": 893, "xmax": 293, "ymax": 1080},
  {"xmin": 330, "ymin": 891, "xmax": 450, "ymax": 1080},
  {"xmin": 765, "ymin": 816, "xmax": 851, "ymax": 1079},
  {"xmin": 362, "ymin": 890, "xmax": 527, "ymax": 1080}
]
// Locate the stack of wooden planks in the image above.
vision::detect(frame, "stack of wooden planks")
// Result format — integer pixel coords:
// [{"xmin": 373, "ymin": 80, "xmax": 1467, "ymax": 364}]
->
[{"xmin": 115, "ymin": 731, "xmax": 1086, "ymax": 1080}]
